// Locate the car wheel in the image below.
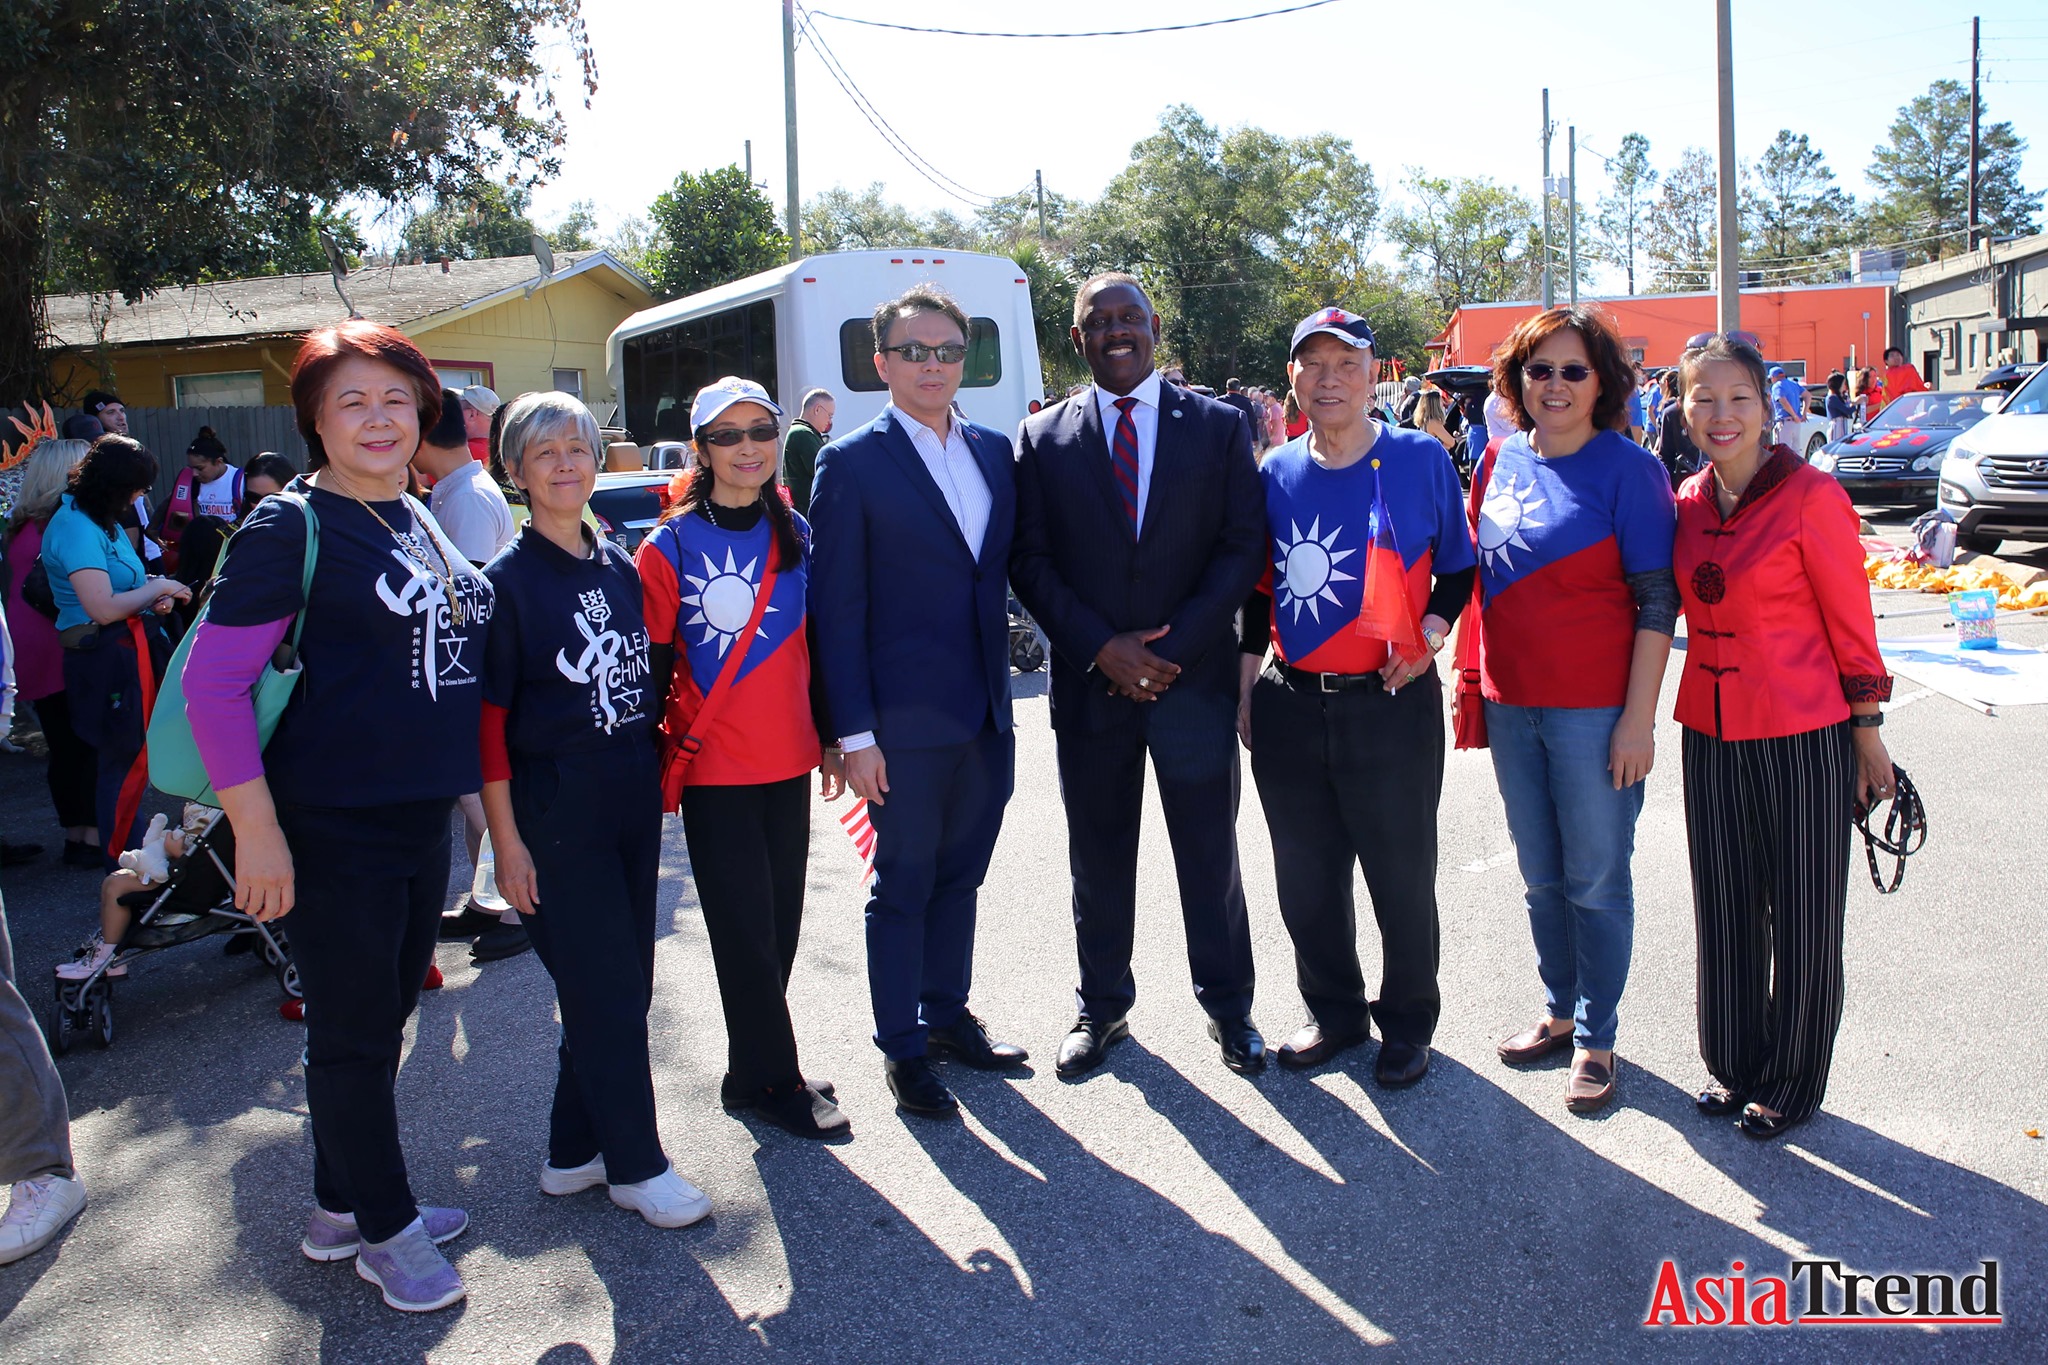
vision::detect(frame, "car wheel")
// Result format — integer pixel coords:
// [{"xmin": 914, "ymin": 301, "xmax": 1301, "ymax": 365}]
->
[
  {"xmin": 1804, "ymin": 432, "xmax": 1827, "ymax": 460},
  {"xmin": 1960, "ymin": 532, "xmax": 2003, "ymax": 555}
]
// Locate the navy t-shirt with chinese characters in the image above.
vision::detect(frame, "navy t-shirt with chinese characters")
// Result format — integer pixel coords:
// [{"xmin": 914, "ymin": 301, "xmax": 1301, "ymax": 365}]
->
[
  {"xmin": 481, "ymin": 525, "xmax": 656, "ymax": 759},
  {"xmin": 205, "ymin": 479, "xmax": 495, "ymax": 807}
]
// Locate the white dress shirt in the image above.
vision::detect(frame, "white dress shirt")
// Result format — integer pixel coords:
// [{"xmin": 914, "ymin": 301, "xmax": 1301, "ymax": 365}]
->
[{"xmin": 1093, "ymin": 371, "xmax": 1163, "ymax": 533}]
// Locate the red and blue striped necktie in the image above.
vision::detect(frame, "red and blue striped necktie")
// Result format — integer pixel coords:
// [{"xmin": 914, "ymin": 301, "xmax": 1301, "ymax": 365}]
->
[{"xmin": 1111, "ymin": 396, "xmax": 1140, "ymax": 530}]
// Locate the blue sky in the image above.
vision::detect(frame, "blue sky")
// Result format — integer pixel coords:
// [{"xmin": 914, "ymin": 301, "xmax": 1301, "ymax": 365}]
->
[{"xmin": 502, "ymin": 0, "xmax": 2048, "ymax": 288}]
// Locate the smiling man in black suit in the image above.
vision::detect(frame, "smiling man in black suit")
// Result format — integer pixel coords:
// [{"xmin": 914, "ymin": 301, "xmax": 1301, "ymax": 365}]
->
[{"xmin": 1011, "ymin": 273, "xmax": 1269, "ymax": 1077}]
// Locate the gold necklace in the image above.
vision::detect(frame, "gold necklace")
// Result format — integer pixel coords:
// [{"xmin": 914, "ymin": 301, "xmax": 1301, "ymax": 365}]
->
[{"xmin": 343, "ymin": 485, "xmax": 465, "ymax": 628}]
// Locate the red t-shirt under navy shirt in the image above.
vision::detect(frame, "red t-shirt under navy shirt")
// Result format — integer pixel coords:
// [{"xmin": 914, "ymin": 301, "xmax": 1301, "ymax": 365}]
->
[
  {"xmin": 636, "ymin": 509, "xmax": 819, "ymax": 787},
  {"xmin": 1476, "ymin": 429, "xmax": 1675, "ymax": 709}
]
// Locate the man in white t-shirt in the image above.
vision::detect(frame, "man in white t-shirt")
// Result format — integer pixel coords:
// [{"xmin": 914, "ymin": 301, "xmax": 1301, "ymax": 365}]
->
[{"xmin": 417, "ymin": 390, "xmax": 515, "ymax": 567}]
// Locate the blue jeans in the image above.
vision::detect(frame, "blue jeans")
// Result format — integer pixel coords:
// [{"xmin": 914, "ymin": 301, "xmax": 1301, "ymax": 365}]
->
[{"xmin": 1485, "ymin": 702, "xmax": 1644, "ymax": 1051}]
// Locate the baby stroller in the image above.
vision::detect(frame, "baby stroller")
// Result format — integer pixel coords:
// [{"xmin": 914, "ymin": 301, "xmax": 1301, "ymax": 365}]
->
[
  {"xmin": 47, "ymin": 809, "xmax": 299, "ymax": 1054},
  {"xmin": 1007, "ymin": 591, "xmax": 1047, "ymax": 673}
]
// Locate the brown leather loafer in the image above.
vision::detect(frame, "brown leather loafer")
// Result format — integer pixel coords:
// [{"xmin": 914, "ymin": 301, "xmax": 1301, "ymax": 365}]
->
[
  {"xmin": 1497, "ymin": 1020, "xmax": 1573, "ymax": 1065},
  {"xmin": 1565, "ymin": 1055, "xmax": 1617, "ymax": 1113}
]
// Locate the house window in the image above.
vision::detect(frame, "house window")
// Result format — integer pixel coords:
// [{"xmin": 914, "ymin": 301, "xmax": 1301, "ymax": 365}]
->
[
  {"xmin": 552, "ymin": 368, "xmax": 585, "ymax": 399},
  {"xmin": 172, "ymin": 371, "xmax": 264, "ymax": 408},
  {"xmin": 434, "ymin": 365, "xmax": 492, "ymax": 392}
]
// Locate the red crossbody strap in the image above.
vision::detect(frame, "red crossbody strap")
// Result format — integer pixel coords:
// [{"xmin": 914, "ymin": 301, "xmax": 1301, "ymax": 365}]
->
[
  {"xmin": 672, "ymin": 560, "xmax": 779, "ymax": 772},
  {"xmin": 1454, "ymin": 439, "xmax": 1503, "ymax": 674}
]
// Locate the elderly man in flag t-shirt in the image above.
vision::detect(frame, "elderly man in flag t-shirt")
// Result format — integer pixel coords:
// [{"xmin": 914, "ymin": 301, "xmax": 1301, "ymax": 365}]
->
[{"xmin": 1236, "ymin": 307, "xmax": 1476, "ymax": 1089}]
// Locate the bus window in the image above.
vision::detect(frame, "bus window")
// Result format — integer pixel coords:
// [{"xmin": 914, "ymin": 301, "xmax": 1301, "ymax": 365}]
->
[
  {"xmin": 621, "ymin": 299, "xmax": 778, "ymax": 442},
  {"xmin": 839, "ymin": 317, "xmax": 1002, "ymax": 392}
]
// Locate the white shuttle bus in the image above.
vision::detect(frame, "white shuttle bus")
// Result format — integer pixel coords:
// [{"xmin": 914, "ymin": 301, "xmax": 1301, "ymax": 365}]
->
[{"xmin": 606, "ymin": 248, "xmax": 1042, "ymax": 448}]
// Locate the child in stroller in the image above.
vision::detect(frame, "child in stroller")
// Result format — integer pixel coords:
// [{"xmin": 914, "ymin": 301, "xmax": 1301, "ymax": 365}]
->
[{"xmin": 48, "ymin": 803, "xmax": 297, "ymax": 1052}]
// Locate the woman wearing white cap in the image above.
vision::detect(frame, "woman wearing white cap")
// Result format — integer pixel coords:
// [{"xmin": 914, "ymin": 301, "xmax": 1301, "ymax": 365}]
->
[{"xmin": 636, "ymin": 378, "xmax": 849, "ymax": 1140}]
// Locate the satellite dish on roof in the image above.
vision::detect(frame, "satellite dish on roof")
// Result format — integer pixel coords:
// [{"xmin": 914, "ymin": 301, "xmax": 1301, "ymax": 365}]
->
[
  {"xmin": 319, "ymin": 228, "xmax": 362, "ymax": 320},
  {"xmin": 525, "ymin": 233, "xmax": 557, "ymax": 299}
]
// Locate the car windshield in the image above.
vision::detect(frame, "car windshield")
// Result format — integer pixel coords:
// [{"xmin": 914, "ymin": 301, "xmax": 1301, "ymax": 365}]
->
[
  {"xmin": 2000, "ymin": 364, "xmax": 2048, "ymax": 417},
  {"xmin": 1871, "ymin": 392, "xmax": 1998, "ymax": 430}
]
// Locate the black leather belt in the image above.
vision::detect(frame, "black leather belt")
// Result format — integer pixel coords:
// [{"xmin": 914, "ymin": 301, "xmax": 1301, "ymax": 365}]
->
[{"xmin": 1276, "ymin": 662, "xmax": 1384, "ymax": 693}]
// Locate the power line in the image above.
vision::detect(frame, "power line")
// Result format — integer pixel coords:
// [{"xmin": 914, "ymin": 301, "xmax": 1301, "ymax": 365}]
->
[{"xmin": 803, "ymin": 0, "xmax": 1343, "ymax": 40}]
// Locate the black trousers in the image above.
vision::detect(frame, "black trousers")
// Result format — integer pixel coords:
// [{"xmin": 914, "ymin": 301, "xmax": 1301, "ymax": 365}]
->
[
  {"xmin": 277, "ymin": 797, "xmax": 452, "ymax": 1245},
  {"xmin": 1248, "ymin": 665, "xmax": 1445, "ymax": 1045},
  {"xmin": 682, "ymin": 775, "xmax": 810, "ymax": 1103},
  {"xmin": 515, "ymin": 745, "xmax": 666, "ymax": 1185},
  {"xmin": 29, "ymin": 692, "xmax": 97, "ymax": 829},
  {"xmin": 1055, "ymin": 681, "xmax": 1254, "ymax": 1022},
  {"xmin": 1682, "ymin": 723, "xmax": 1853, "ymax": 1122}
]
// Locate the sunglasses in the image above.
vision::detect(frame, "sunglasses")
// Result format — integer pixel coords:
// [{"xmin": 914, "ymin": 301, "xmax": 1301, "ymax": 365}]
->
[
  {"xmin": 1684, "ymin": 330, "xmax": 1762, "ymax": 352},
  {"xmin": 701, "ymin": 423, "xmax": 781, "ymax": 447},
  {"xmin": 1522, "ymin": 362, "xmax": 1593, "ymax": 383},
  {"xmin": 880, "ymin": 342, "xmax": 969, "ymax": 364}
]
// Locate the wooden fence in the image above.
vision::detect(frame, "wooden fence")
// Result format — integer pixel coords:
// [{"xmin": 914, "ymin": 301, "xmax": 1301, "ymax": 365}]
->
[{"xmin": 43, "ymin": 405, "xmax": 307, "ymax": 503}]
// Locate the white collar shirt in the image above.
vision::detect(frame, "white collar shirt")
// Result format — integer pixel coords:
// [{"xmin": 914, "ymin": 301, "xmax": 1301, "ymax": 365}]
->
[
  {"xmin": 889, "ymin": 405, "xmax": 990, "ymax": 560},
  {"xmin": 1093, "ymin": 371, "xmax": 1164, "ymax": 532}
]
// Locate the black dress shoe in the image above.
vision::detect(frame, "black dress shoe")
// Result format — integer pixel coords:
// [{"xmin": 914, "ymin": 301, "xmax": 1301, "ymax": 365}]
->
[
  {"xmin": 469, "ymin": 920, "xmax": 532, "ymax": 962},
  {"xmin": 1055, "ymin": 1017, "xmax": 1129, "ymax": 1078},
  {"xmin": 1374, "ymin": 1040, "xmax": 1431, "ymax": 1089},
  {"xmin": 723, "ymin": 1076, "xmax": 837, "ymax": 1110},
  {"xmin": 752, "ymin": 1083, "xmax": 851, "ymax": 1139},
  {"xmin": 439, "ymin": 902, "xmax": 499, "ymax": 940},
  {"xmin": 885, "ymin": 1057, "xmax": 958, "ymax": 1118},
  {"xmin": 1275, "ymin": 1022, "xmax": 1369, "ymax": 1071},
  {"xmin": 1207, "ymin": 1016, "xmax": 1267, "ymax": 1074},
  {"xmin": 1738, "ymin": 1106, "xmax": 1803, "ymax": 1141},
  {"xmin": 1695, "ymin": 1085, "xmax": 1746, "ymax": 1117},
  {"xmin": 925, "ymin": 1012, "xmax": 1029, "ymax": 1070}
]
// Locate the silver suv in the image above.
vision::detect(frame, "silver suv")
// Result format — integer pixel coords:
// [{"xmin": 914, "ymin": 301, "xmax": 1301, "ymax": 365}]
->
[{"xmin": 1936, "ymin": 364, "xmax": 2048, "ymax": 554}]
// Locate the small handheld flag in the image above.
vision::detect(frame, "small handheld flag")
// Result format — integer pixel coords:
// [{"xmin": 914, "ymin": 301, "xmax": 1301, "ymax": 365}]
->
[
  {"xmin": 839, "ymin": 797, "xmax": 877, "ymax": 887},
  {"xmin": 1353, "ymin": 460, "xmax": 1426, "ymax": 662}
]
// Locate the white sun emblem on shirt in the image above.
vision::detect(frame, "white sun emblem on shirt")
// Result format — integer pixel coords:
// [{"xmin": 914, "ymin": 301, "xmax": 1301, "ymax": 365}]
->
[
  {"xmin": 680, "ymin": 548, "xmax": 776, "ymax": 656},
  {"xmin": 1273, "ymin": 516, "xmax": 1357, "ymax": 623},
  {"xmin": 1477, "ymin": 469, "xmax": 1547, "ymax": 572}
]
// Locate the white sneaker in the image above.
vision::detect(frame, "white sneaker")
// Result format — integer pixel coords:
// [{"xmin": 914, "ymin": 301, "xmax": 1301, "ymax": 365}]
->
[
  {"xmin": 54, "ymin": 937, "xmax": 124, "ymax": 981},
  {"xmin": 538, "ymin": 1154, "xmax": 607, "ymax": 1197},
  {"xmin": 608, "ymin": 1164, "xmax": 711, "ymax": 1228},
  {"xmin": 0, "ymin": 1175, "xmax": 87, "ymax": 1265}
]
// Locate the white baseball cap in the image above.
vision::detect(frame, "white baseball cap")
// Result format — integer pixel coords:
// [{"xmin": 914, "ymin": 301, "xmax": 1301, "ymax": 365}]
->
[
  {"xmin": 459, "ymin": 385, "xmax": 502, "ymax": 417},
  {"xmin": 690, "ymin": 376, "xmax": 784, "ymax": 429}
]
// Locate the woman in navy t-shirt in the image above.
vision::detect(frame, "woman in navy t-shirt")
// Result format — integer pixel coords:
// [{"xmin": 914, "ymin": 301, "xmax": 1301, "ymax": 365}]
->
[
  {"xmin": 183, "ymin": 322, "xmax": 492, "ymax": 1314},
  {"xmin": 476, "ymin": 392, "xmax": 713, "ymax": 1230}
]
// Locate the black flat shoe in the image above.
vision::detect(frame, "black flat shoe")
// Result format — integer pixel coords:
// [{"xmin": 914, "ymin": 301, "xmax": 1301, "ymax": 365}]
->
[
  {"xmin": 752, "ymin": 1083, "xmax": 851, "ymax": 1139},
  {"xmin": 1207, "ymin": 1016, "xmax": 1267, "ymax": 1074},
  {"xmin": 1055, "ymin": 1017, "xmax": 1129, "ymax": 1078},
  {"xmin": 925, "ymin": 1012, "xmax": 1029, "ymax": 1070},
  {"xmin": 469, "ymin": 921, "xmax": 532, "ymax": 962},
  {"xmin": 63, "ymin": 839, "xmax": 103, "ymax": 868},
  {"xmin": 723, "ymin": 1076, "xmax": 837, "ymax": 1109},
  {"xmin": 1374, "ymin": 1040, "xmax": 1431, "ymax": 1089},
  {"xmin": 885, "ymin": 1057, "xmax": 957, "ymax": 1119},
  {"xmin": 1, "ymin": 840, "xmax": 43, "ymax": 868},
  {"xmin": 439, "ymin": 903, "xmax": 499, "ymax": 940},
  {"xmin": 1738, "ymin": 1106, "xmax": 1803, "ymax": 1141},
  {"xmin": 1275, "ymin": 1022, "xmax": 1369, "ymax": 1070},
  {"xmin": 1695, "ymin": 1085, "xmax": 1746, "ymax": 1117}
]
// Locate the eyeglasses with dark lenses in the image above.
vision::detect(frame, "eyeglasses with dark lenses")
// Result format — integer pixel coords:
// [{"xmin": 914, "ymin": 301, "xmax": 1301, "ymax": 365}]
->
[
  {"xmin": 1683, "ymin": 330, "xmax": 1762, "ymax": 352},
  {"xmin": 702, "ymin": 423, "xmax": 781, "ymax": 447},
  {"xmin": 1522, "ymin": 362, "xmax": 1594, "ymax": 383},
  {"xmin": 880, "ymin": 342, "xmax": 969, "ymax": 364}
]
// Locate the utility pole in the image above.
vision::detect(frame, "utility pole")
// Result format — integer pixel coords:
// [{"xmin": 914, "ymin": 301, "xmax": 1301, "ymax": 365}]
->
[
  {"xmin": 1567, "ymin": 126, "xmax": 1579, "ymax": 307},
  {"xmin": 1714, "ymin": 0, "xmax": 1740, "ymax": 334},
  {"xmin": 782, "ymin": 0, "xmax": 801, "ymax": 260},
  {"xmin": 1968, "ymin": 15, "xmax": 1982, "ymax": 250},
  {"xmin": 744, "ymin": 139, "xmax": 753, "ymax": 183},
  {"xmin": 1035, "ymin": 169, "xmax": 1047, "ymax": 238},
  {"xmin": 1540, "ymin": 89, "xmax": 1554, "ymax": 309}
]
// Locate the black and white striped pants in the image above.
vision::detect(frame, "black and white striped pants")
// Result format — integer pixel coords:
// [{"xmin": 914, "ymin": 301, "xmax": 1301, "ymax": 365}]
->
[{"xmin": 1681, "ymin": 722, "xmax": 1854, "ymax": 1122}]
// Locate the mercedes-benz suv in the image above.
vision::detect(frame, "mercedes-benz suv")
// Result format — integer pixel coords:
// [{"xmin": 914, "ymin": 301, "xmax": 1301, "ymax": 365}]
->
[{"xmin": 1936, "ymin": 363, "xmax": 2048, "ymax": 553}]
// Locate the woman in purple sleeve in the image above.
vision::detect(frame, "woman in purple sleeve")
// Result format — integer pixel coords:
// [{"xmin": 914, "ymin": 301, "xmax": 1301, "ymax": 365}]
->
[{"xmin": 180, "ymin": 321, "xmax": 493, "ymax": 1314}]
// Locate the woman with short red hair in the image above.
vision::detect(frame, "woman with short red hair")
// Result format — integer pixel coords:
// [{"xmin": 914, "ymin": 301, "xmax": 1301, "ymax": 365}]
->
[{"xmin": 183, "ymin": 321, "xmax": 495, "ymax": 1313}]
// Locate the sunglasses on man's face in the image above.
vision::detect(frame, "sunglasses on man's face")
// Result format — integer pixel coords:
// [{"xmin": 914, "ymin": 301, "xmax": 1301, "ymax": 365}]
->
[
  {"xmin": 880, "ymin": 342, "xmax": 969, "ymax": 365},
  {"xmin": 702, "ymin": 423, "xmax": 781, "ymax": 447},
  {"xmin": 1684, "ymin": 330, "xmax": 1763, "ymax": 352},
  {"xmin": 1522, "ymin": 362, "xmax": 1593, "ymax": 383}
]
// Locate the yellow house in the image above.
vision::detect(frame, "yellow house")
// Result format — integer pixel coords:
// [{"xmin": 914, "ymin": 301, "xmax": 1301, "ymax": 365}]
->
[{"xmin": 45, "ymin": 250, "xmax": 659, "ymax": 419}]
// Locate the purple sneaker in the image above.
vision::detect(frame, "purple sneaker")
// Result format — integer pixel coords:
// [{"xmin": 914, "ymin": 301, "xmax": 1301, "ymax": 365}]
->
[
  {"xmin": 301, "ymin": 1205, "xmax": 468, "ymax": 1262},
  {"xmin": 353, "ymin": 1218, "xmax": 466, "ymax": 1312}
]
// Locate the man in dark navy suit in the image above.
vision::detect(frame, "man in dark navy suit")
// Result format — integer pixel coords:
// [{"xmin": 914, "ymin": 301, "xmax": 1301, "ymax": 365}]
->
[
  {"xmin": 810, "ymin": 285, "xmax": 1028, "ymax": 1119},
  {"xmin": 1011, "ymin": 273, "xmax": 1269, "ymax": 1077}
]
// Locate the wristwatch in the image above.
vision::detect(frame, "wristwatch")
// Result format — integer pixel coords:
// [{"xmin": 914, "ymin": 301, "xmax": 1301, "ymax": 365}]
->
[
  {"xmin": 1849, "ymin": 713, "xmax": 1884, "ymax": 728},
  {"xmin": 1422, "ymin": 626, "xmax": 1447, "ymax": 654}
]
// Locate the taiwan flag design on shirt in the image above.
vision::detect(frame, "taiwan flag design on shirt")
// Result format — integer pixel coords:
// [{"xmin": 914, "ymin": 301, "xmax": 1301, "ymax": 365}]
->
[
  {"xmin": 1257, "ymin": 426, "xmax": 1472, "ymax": 674},
  {"xmin": 637, "ymin": 510, "xmax": 820, "ymax": 786},
  {"xmin": 1476, "ymin": 429, "xmax": 1676, "ymax": 708}
]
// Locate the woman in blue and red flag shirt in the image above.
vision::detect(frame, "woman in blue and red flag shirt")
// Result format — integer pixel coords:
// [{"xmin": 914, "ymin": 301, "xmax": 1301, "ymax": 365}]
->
[
  {"xmin": 1477, "ymin": 305, "xmax": 1678, "ymax": 1116},
  {"xmin": 1674, "ymin": 335, "xmax": 1893, "ymax": 1142},
  {"xmin": 477, "ymin": 390, "xmax": 714, "ymax": 1233},
  {"xmin": 636, "ymin": 377, "xmax": 849, "ymax": 1141},
  {"xmin": 1237, "ymin": 308, "xmax": 1474, "ymax": 1090}
]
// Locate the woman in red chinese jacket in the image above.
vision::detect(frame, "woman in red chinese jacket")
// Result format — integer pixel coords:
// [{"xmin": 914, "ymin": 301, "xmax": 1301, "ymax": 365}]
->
[{"xmin": 1673, "ymin": 334, "xmax": 1895, "ymax": 1142}]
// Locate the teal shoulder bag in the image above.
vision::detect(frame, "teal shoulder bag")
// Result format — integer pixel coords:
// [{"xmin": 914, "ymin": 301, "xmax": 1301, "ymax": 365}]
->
[{"xmin": 148, "ymin": 492, "xmax": 319, "ymax": 804}]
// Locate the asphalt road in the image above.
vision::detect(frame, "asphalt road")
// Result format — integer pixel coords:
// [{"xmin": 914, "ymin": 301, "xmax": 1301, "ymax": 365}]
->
[{"xmin": 0, "ymin": 506, "xmax": 2042, "ymax": 1364}]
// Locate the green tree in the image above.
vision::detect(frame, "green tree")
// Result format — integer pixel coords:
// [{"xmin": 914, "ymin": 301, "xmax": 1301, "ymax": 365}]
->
[
  {"xmin": 801, "ymin": 184, "xmax": 925, "ymax": 252},
  {"xmin": 1866, "ymin": 79, "xmax": 2041, "ymax": 260},
  {"xmin": 645, "ymin": 165, "xmax": 788, "ymax": 299},
  {"xmin": 402, "ymin": 184, "xmax": 541, "ymax": 261},
  {"xmin": 7, "ymin": 0, "xmax": 597, "ymax": 401},
  {"xmin": 603, "ymin": 215, "xmax": 658, "ymax": 278},
  {"xmin": 1385, "ymin": 172, "xmax": 1537, "ymax": 315},
  {"xmin": 547, "ymin": 200, "xmax": 601, "ymax": 253},
  {"xmin": 1643, "ymin": 147, "xmax": 1719, "ymax": 293},
  {"xmin": 1593, "ymin": 133, "xmax": 1658, "ymax": 295},
  {"xmin": 1743, "ymin": 130, "xmax": 1855, "ymax": 281}
]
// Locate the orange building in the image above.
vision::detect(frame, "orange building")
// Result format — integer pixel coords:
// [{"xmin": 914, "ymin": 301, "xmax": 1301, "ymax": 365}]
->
[{"xmin": 1427, "ymin": 282, "xmax": 1896, "ymax": 381}]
